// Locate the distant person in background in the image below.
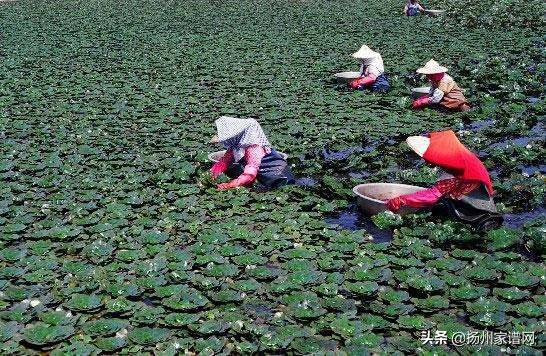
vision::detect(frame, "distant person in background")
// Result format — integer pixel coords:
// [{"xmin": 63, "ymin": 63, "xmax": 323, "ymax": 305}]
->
[
  {"xmin": 412, "ymin": 59, "xmax": 471, "ymax": 111},
  {"xmin": 404, "ymin": 0, "xmax": 425, "ymax": 16},
  {"xmin": 210, "ymin": 116, "xmax": 294, "ymax": 190},
  {"xmin": 349, "ymin": 45, "xmax": 390, "ymax": 93},
  {"xmin": 387, "ymin": 130, "xmax": 502, "ymax": 231}
]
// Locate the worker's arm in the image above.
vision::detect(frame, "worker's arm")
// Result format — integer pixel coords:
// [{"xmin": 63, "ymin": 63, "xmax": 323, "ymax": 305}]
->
[
  {"xmin": 217, "ymin": 145, "xmax": 265, "ymax": 190},
  {"xmin": 350, "ymin": 73, "xmax": 378, "ymax": 89},
  {"xmin": 351, "ymin": 62, "xmax": 379, "ymax": 89},
  {"xmin": 211, "ymin": 149, "xmax": 234, "ymax": 178},
  {"xmin": 387, "ymin": 178, "xmax": 478, "ymax": 211},
  {"xmin": 386, "ymin": 186, "xmax": 444, "ymax": 211},
  {"xmin": 412, "ymin": 95, "xmax": 431, "ymax": 109},
  {"xmin": 429, "ymin": 88, "xmax": 445, "ymax": 103}
]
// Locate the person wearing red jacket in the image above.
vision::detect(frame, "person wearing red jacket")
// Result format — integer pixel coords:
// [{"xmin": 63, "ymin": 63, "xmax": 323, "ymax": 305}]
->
[
  {"xmin": 387, "ymin": 130, "xmax": 502, "ymax": 230},
  {"xmin": 210, "ymin": 116, "xmax": 294, "ymax": 190},
  {"xmin": 348, "ymin": 45, "xmax": 390, "ymax": 93},
  {"xmin": 412, "ymin": 60, "xmax": 470, "ymax": 112}
]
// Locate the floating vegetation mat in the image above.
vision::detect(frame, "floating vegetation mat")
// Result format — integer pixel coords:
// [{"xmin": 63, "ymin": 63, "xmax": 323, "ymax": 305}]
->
[{"xmin": 0, "ymin": 0, "xmax": 544, "ymax": 354}]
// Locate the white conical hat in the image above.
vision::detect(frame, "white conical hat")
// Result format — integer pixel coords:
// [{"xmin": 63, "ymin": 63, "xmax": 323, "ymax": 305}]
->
[
  {"xmin": 214, "ymin": 116, "xmax": 271, "ymax": 162},
  {"xmin": 352, "ymin": 45, "xmax": 380, "ymax": 59},
  {"xmin": 416, "ymin": 59, "xmax": 448, "ymax": 74},
  {"xmin": 406, "ymin": 136, "xmax": 430, "ymax": 157}
]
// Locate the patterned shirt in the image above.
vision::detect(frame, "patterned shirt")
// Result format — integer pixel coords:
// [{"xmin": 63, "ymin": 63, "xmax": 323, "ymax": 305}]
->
[{"xmin": 435, "ymin": 178, "xmax": 481, "ymax": 200}]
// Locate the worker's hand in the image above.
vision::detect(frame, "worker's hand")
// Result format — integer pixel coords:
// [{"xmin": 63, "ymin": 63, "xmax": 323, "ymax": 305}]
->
[
  {"xmin": 386, "ymin": 197, "xmax": 406, "ymax": 212},
  {"xmin": 349, "ymin": 78, "xmax": 363, "ymax": 89},
  {"xmin": 349, "ymin": 76, "xmax": 375, "ymax": 90},
  {"xmin": 217, "ymin": 173, "xmax": 255, "ymax": 190},
  {"xmin": 412, "ymin": 96, "xmax": 431, "ymax": 109},
  {"xmin": 217, "ymin": 180, "xmax": 240, "ymax": 190}
]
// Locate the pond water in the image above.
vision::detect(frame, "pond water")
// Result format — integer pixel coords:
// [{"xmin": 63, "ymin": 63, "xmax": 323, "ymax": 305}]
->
[
  {"xmin": 468, "ymin": 118, "xmax": 494, "ymax": 132},
  {"xmin": 142, "ymin": 297, "xmax": 156, "ymax": 306},
  {"xmin": 321, "ymin": 146, "xmax": 364, "ymax": 161},
  {"xmin": 503, "ymin": 206, "xmax": 545, "ymax": 229},
  {"xmin": 489, "ymin": 136, "xmax": 535, "ymax": 149},
  {"xmin": 295, "ymin": 177, "xmax": 318, "ymax": 187},
  {"xmin": 519, "ymin": 164, "xmax": 546, "ymax": 175},
  {"xmin": 348, "ymin": 170, "xmax": 371, "ymax": 180},
  {"xmin": 325, "ymin": 204, "xmax": 393, "ymax": 243},
  {"xmin": 328, "ymin": 203, "xmax": 545, "ymax": 247}
]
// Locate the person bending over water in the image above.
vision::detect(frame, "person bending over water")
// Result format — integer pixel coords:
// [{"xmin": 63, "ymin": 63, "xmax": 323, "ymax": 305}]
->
[
  {"xmin": 412, "ymin": 60, "xmax": 470, "ymax": 112},
  {"xmin": 210, "ymin": 116, "xmax": 294, "ymax": 190},
  {"xmin": 387, "ymin": 130, "xmax": 502, "ymax": 231},
  {"xmin": 349, "ymin": 45, "xmax": 390, "ymax": 93}
]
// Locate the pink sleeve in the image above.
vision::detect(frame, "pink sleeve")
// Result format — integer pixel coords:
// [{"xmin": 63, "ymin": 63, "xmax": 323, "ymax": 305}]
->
[
  {"xmin": 243, "ymin": 145, "xmax": 266, "ymax": 176},
  {"xmin": 361, "ymin": 71, "xmax": 378, "ymax": 83},
  {"xmin": 224, "ymin": 145, "xmax": 266, "ymax": 187},
  {"xmin": 398, "ymin": 186, "xmax": 444, "ymax": 208},
  {"xmin": 211, "ymin": 149, "xmax": 234, "ymax": 177},
  {"xmin": 236, "ymin": 145, "xmax": 265, "ymax": 185}
]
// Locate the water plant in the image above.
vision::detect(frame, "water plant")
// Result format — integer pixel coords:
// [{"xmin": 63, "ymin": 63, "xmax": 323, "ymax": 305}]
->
[{"xmin": 0, "ymin": 0, "xmax": 543, "ymax": 353}]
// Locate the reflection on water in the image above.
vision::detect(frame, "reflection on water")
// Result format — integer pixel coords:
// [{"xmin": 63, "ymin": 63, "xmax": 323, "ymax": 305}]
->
[
  {"xmin": 321, "ymin": 146, "xmax": 364, "ymax": 161},
  {"xmin": 349, "ymin": 170, "xmax": 371, "ymax": 180}
]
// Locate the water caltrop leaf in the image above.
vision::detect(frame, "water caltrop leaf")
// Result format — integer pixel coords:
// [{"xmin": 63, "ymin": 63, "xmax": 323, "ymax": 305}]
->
[
  {"xmin": 127, "ymin": 327, "xmax": 170, "ymax": 345},
  {"xmin": 23, "ymin": 323, "xmax": 75, "ymax": 346},
  {"xmin": 0, "ymin": 0, "xmax": 544, "ymax": 353}
]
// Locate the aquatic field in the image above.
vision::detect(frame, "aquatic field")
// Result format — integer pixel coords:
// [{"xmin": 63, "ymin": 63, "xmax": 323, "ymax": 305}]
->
[{"xmin": 0, "ymin": 0, "xmax": 544, "ymax": 353}]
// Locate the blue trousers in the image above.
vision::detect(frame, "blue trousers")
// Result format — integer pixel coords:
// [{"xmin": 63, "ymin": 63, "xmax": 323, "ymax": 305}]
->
[
  {"xmin": 407, "ymin": 8, "xmax": 420, "ymax": 16},
  {"xmin": 371, "ymin": 74, "xmax": 390, "ymax": 93}
]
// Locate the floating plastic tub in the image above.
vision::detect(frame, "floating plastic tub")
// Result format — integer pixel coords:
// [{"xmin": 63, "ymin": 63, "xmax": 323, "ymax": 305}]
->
[
  {"xmin": 353, "ymin": 183, "xmax": 426, "ymax": 216},
  {"xmin": 334, "ymin": 71, "xmax": 361, "ymax": 82},
  {"xmin": 424, "ymin": 9, "xmax": 445, "ymax": 16},
  {"xmin": 208, "ymin": 150, "xmax": 288, "ymax": 163},
  {"xmin": 412, "ymin": 86, "xmax": 431, "ymax": 98}
]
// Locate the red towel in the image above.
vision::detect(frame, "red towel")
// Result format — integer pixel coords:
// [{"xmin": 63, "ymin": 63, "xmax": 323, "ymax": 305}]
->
[{"xmin": 423, "ymin": 130, "xmax": 494, "ymax": 196}]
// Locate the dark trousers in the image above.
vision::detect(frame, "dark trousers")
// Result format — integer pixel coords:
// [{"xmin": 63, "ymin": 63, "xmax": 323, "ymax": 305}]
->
[
  {"xmin": 371, "ymin": 74, "xmax": 390, "ymax": 93},
  {"xmin": 227, "ymin": 150, "xmax": 295, "ymax": 190}
]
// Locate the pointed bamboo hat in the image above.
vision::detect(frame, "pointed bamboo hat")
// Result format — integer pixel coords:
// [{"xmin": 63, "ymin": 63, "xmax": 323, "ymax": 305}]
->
[
  {"xmin": 352, "ymin": 45, "xmax": 380, "ymax": 59},
  {"xmin": 416, "ymin": 59, "xmax": 448, "ymax": 74},
  {"xmin": 406, "ymin": 136, "xmax": 430, "ymax": 157}
]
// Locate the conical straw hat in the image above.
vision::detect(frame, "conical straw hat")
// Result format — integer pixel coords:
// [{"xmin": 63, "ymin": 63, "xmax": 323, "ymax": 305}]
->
[
  {"xmin": 406, "ymin": 136, "xmax": 430, "ymax": 157},
  {"xmin": 416, "ymin": 59, "xmax": 448, "ymax": 74},
  {"xmin": 352, "ymin": 45, "xmax": 380, "ymax": 59}
]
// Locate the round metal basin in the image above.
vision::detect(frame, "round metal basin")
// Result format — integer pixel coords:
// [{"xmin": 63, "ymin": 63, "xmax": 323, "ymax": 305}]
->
[
  {"xmin": 208, "ymin": 150, "xmax": 288, "ymax": 163},
  {"xmin": 424, "ymin": 9, "xmax": 445, "ymax": 16},
  {"xmin": 412, "ymin": 86, "xmax": 431, "ymax": 98},
  {"xmin": 353, "ymin": 183, "xmax": 426, "ymax": 216},
  {"xmin": 334, "ymin": 71, "xmax": 361, "ymax": 82}
]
